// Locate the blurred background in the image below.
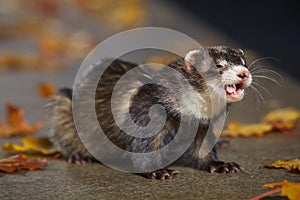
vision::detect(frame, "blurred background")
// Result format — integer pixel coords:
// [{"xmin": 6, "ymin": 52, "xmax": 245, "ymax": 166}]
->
[
  {"xmin": 0, "ymin": 0, "xmax": 299, "ymax": 122},
  {"xmin": 173, "ymin": 0, "xmax": 300, "ymax": 81}
]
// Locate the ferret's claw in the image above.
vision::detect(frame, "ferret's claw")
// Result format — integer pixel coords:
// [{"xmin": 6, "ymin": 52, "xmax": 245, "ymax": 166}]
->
[
  {"xmin": 144, "ymin": 169, "xmax": 178, "ymax": 180},
  {"xmin": 209, "ymin": 161, "xmax": 243, "ymax": 173},
  {"xmin": 67, "ymin": 151, "xmax": 93, "ymax": 164}
]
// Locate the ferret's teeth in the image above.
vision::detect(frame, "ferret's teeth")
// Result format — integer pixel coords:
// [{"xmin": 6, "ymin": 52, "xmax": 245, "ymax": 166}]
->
[{"xmin": 225, "ymin": 85, "xmax": 236, "ymax": 94}]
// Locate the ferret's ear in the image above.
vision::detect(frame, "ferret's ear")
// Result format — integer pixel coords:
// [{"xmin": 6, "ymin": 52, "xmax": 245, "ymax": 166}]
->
[{"xmin": 184, "ymin": 50, "xmax": 202, "ymax": 72}]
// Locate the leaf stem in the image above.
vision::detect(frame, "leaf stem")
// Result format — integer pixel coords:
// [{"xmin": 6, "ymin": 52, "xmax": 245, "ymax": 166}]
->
[{"xmin": 249, "ymin": 187, "xmax": 282, "ymax": 200}]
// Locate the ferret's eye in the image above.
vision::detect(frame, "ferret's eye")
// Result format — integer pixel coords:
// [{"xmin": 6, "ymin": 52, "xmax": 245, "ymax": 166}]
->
[{"xmin": 216, "ymin": 64, "xmax": 224, "ymax": 68}]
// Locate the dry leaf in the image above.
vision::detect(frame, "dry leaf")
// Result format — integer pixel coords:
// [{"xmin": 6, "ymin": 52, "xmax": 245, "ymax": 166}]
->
[
  {"xmin": 2, "ymin": 135, "xmax": 59, "ymax": 156},
  {"xmin": 222, "ymin": 122, "xmax": 273, "ymax": 137},
  {"xmin": 265, "ymin": 159, "xmax": 300, "ymax": 173},
  {"xmin": 74, "ymin": 0, "xmax": 146, "ymax": 31},
  {"xmin": 38, "ymin": 30, "xmax": 94, "ymax": 59},
  {"xmin": 0, "ymin": 52, "xmax": 63, "ymax": 71},
  {"xmin": 0, "ymin": 52, "xmax": 42, "ymax": 70},
  {"xmin": 0, "ymin": 154, "xmax": 51, "ymax": 173},
  {"xmin": 144, "ymin": 54, "xmax": 179, "ymax": 66},
  {"xmin": 0, "ymin": 103, "xmax": 42, "ymax": 137},
  {"xmin": 39, "ymin": 34, "xmax": 62, "ymax": 56},
  {"xmin": 264, "ymin": 180, "xmax": 300, "ymax": 200},
  {"xmin": 107, "ymin": 0, "xmax": 146, "ymax": 30},
  {"xmin": 223, "ymin": 108, "xmax": 300, "ymax": 137},
  {"xmin": 22, "ymin": 0, "xmax": 60, "ymax": 17},
  {"xmin": 262, "ymin": 108, "xmax": 300, "ymax": 130},
  {"xmin": 37, "ymin": 82, "xmax": 56, "ymax": 99}
]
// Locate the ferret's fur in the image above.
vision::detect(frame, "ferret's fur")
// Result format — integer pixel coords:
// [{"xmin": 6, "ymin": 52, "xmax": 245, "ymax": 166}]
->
[{"xmin": 46, "ymin": 46, "xmax": 251, "ymax": 179}]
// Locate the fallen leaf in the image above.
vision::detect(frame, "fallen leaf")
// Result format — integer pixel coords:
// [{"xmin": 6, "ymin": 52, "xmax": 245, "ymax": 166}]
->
[
  {"xmin": 222, "ymin": 122, "xmax": 273, "ymax": 137},
  {"xmin": 265, "ymin": 159, "xmax": 300, "ymax": 173},
  {"xmin": 107, "ymin": 0, "xmax": 146, "ymax": 30},
  {"xmin": 0, "ymin": 52, "xmax": 64, "ymax": 71},
  {"xmin": 2, "ymin": 135, "xmax": 59, "ymax": 156},
  {"xmin": 0, "ymin": 154, "xmax": 51, "ymax": 173},
  {"xmin": 223, "ymin": 108, "xmax": 300, "ymax": 137},
  {"xmin": 0, "ymin": 103, "xmax": 42, "ymax": 137},
  {"xmin": 264, "ymin": 180, "xmax": 300, "ymax": 200},
  {"xmin": 37, "ymin": 82, "xmax": 56, "ymax": 99},
  {"xmin": 39, "ymin": 34, "xmax": 62, "ymax": 56},
  {"xmin": 144, "ymin": 54, "xmax": 179, "ymax": 66},
  {"xmin": 74, "ymin": 0, "xmax": 146, "ymax": 31},
  {"xmin": 22, "ymin": 0, "xmax": 60, "ymax": 17},
  {"xmin": 38, "ymin": 30, "xmax": 94, "ymax": 59},
  {"xmin": 262, "ymin": 108, "xmax": 300, "ymax": 130},
  {"xmin": 64, "ymin": 31, "xmax": 95, "ymax": 59}
]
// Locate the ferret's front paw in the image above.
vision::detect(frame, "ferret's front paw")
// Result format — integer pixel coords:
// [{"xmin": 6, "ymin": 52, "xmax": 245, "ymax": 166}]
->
[
  {"xmin": 209, "ymin": 161, "xmax": 243, "ymax": 173},
  {"xmin": 67, "ymin": 151, "xmax": 94, "ymax": 164},
  {"xmin": 143, "ymin": 169, "xmax": 178, "ymax": 180}
]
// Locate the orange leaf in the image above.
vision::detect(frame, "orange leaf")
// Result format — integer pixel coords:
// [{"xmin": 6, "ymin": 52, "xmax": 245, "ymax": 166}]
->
[
  {"xmin": 262, "ymin": 108, "xmax": 300, "ymax": 130},
  {"xmin": 222, "ymin": 122, "xmax": 273, "ymax": 137},
  {"xmin": 0, "ymin": 154, "xmax": 51, "ymax": 173},
  {"xmin": 265, "ymin": 159, "xmax": 300, "ymax": 172},
  {"xmin": 0, "ymin": 52, "xmax": 64, "ymax": 71},
  {"xmin": 74, "ymin": 0, "xmax": 146, "ymax": 31},
  {"xmin": 37, "ymin": 82, "xmax": 56, "ymax": 99},
  {"xmin": 39, "ymin": 34, "xmax": 62, "ymax": 56},
  {"xmin": 144, "ymin": 54, "xmax": 179, "ymax": 66},
  {"xmin": 264, "ymin": 180, "xmax": 300, "ymax": 200},
  {"xmin": 38, "ymin": 30, "xmax": 94, "ymax": 59},
  {"xmin": 0, "ymin": 103, "xmax": 42, "ymax": 137}
]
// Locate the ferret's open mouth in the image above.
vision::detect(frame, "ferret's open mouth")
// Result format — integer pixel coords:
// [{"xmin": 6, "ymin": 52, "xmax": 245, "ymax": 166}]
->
[{"xmin": 225, "ymin": 83, "xmax": 245, "ymax": 101}]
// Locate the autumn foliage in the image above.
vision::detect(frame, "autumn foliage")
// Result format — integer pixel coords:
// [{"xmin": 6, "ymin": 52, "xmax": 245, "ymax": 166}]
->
[
  {"xmin": 223, "ymin": 108, "xmax": 300, "ymax": 137},
  {"xmin": 37, "ymin": 82, "xmax": 56, "ymax": 99},
  {"xmin": 0, "ymin": 154, "xmax": 52, "ymax": 173},
  {"xmin": 0, "ymin": 103, "xmax": 42, "ymax": 138}
]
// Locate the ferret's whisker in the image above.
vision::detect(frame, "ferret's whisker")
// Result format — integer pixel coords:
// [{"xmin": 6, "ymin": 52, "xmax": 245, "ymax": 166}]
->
[
  {"xmin": 250, "ymin": 68, "xmax": 284, "ymax": 81},
  {"xmin": 251, "ymin": 81, "xmax": 271, "ymax": 95},
  {"xmin": 249, "ymin": 85, "xmax": 265, "ymax": 104},
  {"xmin": 248, "ymin": 57, "xmax": 280, "ymax": 69},
  {"xmin": 252, "ymin": 75, "xmax": 282, "ymax": 86}
]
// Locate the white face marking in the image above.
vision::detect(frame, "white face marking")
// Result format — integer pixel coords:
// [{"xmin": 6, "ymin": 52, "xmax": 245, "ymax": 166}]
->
[
  {"xmin": 240, "ymin": 57, "xmax": 245, "ymax": 65},
  {"xmin": 218, "ymin": 60, "xmax": 228, "ymax": 67},
  {"xmin": 221, "ymin": 65, "xmax": 252, "ymax": 103},
  {"xmin": 222, "ymin": 65, "xmax": 252, "ymax": 85}
]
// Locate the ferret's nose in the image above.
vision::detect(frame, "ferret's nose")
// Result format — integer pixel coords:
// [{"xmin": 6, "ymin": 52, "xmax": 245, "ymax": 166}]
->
[{"xmin": 237, "ymin": 71, "xmax": 249, "ymax": 80}]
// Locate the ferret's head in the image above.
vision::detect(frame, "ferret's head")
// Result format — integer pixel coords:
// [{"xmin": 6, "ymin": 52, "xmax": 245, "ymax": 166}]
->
[{"xmin": 184, "ymin": 46, "xmax": 252, "ymax": 103}]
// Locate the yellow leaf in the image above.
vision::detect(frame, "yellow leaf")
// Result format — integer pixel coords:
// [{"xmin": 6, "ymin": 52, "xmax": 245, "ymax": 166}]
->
[
  {"xmin": 264, "ymin": 180, "xmax": 300, "ymax": 200},
  {"xmin": 222, "ymin": 122, "xmax": 273, "ymax": 137},
  {"xmin": 2, "ymin": 135, "xmax": 59, "ymax": 156},
  {"xmin": 265, "ymin": 159, "xmax": 300, "ymax": 172},
  {"xmin": 262, "ymin": 108, "xmax": 300, "ymax": 130}
]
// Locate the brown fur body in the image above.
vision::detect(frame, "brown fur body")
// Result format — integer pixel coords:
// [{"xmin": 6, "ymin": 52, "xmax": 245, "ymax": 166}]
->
[{"xmin": 46, "ymin": 46, "xmax": 249, "ymax": 178}]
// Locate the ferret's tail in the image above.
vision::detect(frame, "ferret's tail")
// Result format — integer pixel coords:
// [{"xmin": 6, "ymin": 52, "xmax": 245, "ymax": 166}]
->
[{"xmin": 45, "ymin": 88, "xmax": 93, "ymax": 163}]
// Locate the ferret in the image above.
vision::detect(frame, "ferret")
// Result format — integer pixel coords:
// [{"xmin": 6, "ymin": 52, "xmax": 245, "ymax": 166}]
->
[{"xmin": 46, "ymin": 46, "xmax": 252, "ymax": 180}]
